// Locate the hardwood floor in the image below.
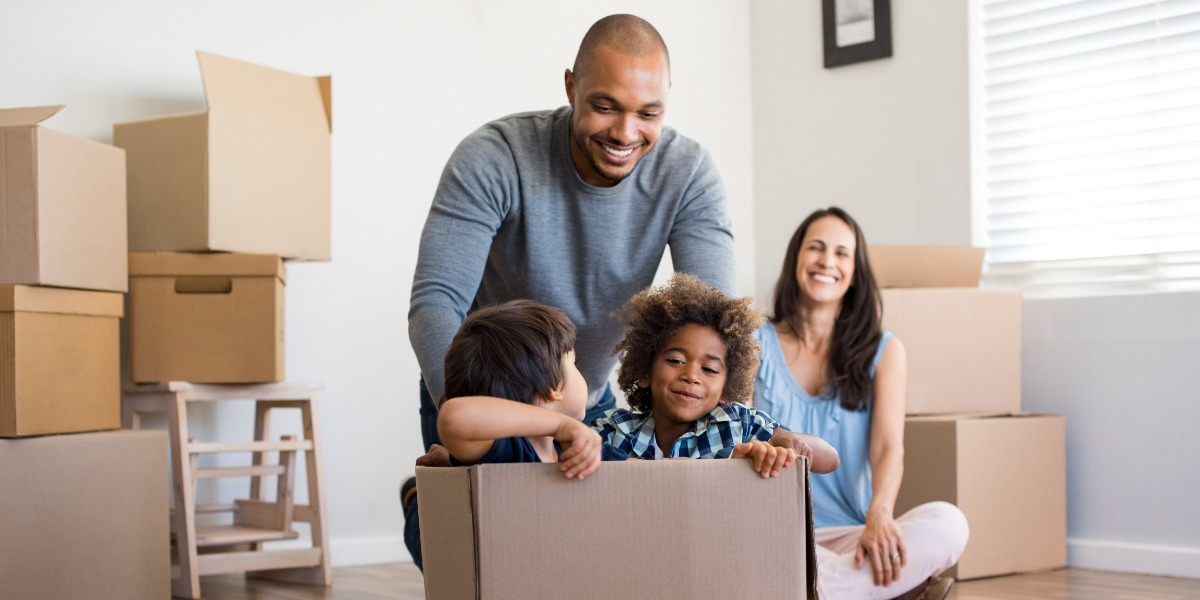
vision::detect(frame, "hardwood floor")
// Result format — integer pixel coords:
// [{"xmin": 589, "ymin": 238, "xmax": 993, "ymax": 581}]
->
[{"xmin": 199, "ymin": 563, "xmax": 1200, "ymax": 599}]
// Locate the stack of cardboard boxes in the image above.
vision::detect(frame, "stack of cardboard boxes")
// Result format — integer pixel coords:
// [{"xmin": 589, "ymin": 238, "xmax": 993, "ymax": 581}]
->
[
  {"xmin": 115, "ymin": 51, "xmax": 332, "ymax": 384},
  {"xmin": 872, "ymin": 245, "xmax": 1067, "ymax": 580},
  {"xmin": 0, "ymin": 105, "xmax": 169, "ymax": 598}
]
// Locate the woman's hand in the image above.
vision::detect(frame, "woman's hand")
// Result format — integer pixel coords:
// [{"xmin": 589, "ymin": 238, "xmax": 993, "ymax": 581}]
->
[{"xmin": 854, "ymin": 513, "xmax": 907, "ymax": 586}]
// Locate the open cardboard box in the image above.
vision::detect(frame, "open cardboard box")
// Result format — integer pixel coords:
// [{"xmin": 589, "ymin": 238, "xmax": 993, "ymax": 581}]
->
[
  {"xmin": 418, "ymin": 458, "xmax": 818, "ymax": 599},
  {"xmin": 1, "ymin": 285, "xmax": 123, "ymax": 437},
  {"xmin": 114, "ymin": 51, "xmax": 332, "ymax": 261},
  {"xmin": 0, "ymin": 105, "xmax": 128, "ymax": 292},
  {"xmin": 127, "ymin": 252, "xmax": 285, "ymax": 383},
  {"xmin": 896, "ymin": 413, "xmax": 1067, "ymax": 580},
  {"xmin": 870, "ymin": 245, "xmax": 1022, "ymax": 415}
]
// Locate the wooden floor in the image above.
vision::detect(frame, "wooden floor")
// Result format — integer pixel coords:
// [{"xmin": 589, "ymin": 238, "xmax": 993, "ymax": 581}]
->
[{"xmin": 200, "ymin": 563, "xmax": 1200, "ymax": 599}]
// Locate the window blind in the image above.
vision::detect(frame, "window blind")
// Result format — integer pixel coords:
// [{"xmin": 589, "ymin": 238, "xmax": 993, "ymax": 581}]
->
[{"xmin": 979, "ymin": 0, "xmax": 1200, "ymax": 298}]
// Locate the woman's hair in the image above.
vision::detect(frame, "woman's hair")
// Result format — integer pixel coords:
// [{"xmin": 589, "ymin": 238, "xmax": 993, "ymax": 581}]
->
[
  {"xmin": 771, "ymin": 206, "xmax": 882, "ymax": 411},
  {"xmin": 613, "ymin": 273, "xmax": 764, "ymax": 413},
  {"xmin": 443, "ymin": 299, "xmax": 576, "ymax": 404}
]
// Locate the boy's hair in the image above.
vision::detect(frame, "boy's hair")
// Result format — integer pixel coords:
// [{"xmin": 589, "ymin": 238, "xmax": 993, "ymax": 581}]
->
[
  {"xmin": 613, "ymin": 273, "xmax": 765, "ymax": 413},
  {"xmin": 443, "ymin": 299, "xmax": 576, "ymax": 405}
]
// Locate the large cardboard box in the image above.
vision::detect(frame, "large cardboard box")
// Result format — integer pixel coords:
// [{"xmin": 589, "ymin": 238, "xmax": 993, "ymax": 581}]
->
[
  {"xmin": 113, "ymin": 51, "xmax": 332, "ymax": 261},
  {"xmin": 0, "ymin": 429, "xmax": 170, "ymax": 599},
  {"xmin": 1, "ymin": 285, "xmax": 123, "ymax": 437},
  {"xmin": 418, "ymin": 459, "xmax": 818, "ymax": 600},
  {"xmin": 871, "ymin": 245, "xmax": 1022, "ymax": 415},
  {"xmin": 128, "ymin": 252, "xmax": 284, "ymax": 383},
  {"xmin": 0, "ymin": 105, "xmax": 128, "ymax": 292},
  {"xmin": 895, "ymin": 413, "xmax": 1067, "ymax": 580}
]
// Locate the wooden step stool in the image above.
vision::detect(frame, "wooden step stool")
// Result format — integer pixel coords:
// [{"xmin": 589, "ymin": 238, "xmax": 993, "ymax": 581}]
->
[{"xmin": 122, "ymin": 381, "xmax": 332, "ymax": 599}]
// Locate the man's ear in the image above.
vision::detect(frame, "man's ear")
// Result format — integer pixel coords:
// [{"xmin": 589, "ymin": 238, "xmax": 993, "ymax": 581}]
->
[{"xmin": 564, "ymin": 69, "xmax": 576, "ymax": 108}]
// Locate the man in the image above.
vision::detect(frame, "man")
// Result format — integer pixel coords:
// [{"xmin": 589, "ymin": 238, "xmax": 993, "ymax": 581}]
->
[{"xmin": 408, "ymin": 14, "xmax": 735, "ymax": 450}]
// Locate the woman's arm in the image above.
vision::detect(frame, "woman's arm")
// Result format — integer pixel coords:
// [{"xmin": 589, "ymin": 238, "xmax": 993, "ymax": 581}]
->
[{"xmin": 855, "ymin": 337, "xmax": 909, "ymax": 585}]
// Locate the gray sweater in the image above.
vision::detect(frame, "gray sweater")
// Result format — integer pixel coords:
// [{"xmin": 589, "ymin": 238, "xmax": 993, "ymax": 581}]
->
[{"xmin": 409, "ymin": 106, "xmax": 735, "ymax": 408}]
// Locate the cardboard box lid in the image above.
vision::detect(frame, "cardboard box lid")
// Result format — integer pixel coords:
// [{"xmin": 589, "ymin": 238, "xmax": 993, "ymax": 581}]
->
[
  {"xmin": 198, "ymin": 51, "xmax": 332, "ymax": 133},
  {"xmin": 0, "ymin": 105, "xmax": 64, "ymax": 128},
  {"xmin": 0, "ymin": 285, "xmax": 123, "ymax": 317},
  {"xmin": 869, "ymin": 245, "xmax": 985, "ymax": 288},
  {"xmin": 128, "ymin": 252, "xmax": 285, "ymax": 282}
]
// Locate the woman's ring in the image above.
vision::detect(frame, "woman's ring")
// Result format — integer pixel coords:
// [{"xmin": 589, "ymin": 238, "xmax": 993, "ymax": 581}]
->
[{"xmin": 890, "ymin": 551, "xmax": 901, "ymax": 561}]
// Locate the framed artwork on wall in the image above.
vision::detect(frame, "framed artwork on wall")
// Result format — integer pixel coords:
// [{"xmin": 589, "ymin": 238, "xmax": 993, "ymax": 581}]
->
[{"xmin": 823, "ymin": 0, "xmax": 893, "ymax": 68}]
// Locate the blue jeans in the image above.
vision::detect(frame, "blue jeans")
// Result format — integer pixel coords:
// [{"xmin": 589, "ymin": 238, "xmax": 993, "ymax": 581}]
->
[{"xmin": 418, "ymin": 376, "xmax": 616, "ymax": 451}]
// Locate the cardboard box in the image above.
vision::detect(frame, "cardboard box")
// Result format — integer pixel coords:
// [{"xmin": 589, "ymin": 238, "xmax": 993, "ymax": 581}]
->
[
  {"xmin": 0, "ymin": 429, "xmax": 170, "ymax": 598},
  {"xmin": 418, "ymin": 459, "xmax": 817, "ymax": 600},
  {"xmin": 895, "ymin": 413, "xmax": 1067, "ymax": 580},
  {"xmin": 128, "ymin": 252, "xmax": 284, "ymax": 383},
  {"xmin": 1, "ymin": 285, "xmax": 123, "ymax": 437},
  {"xmin": 113, "ymin": 51, "xmax": 332, "ymax": 261},
  {"xmin": 871, "ymin": 245, "xmax": 1022, "ymax": 415},
  {"xmin": 0, "ymin": 105, "xmax": 128, "ymax": 292}
]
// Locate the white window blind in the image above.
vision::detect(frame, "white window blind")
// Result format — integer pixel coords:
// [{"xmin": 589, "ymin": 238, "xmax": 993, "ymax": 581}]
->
[{"xmin": 980, "ymin": 0, "xmax": 1200, "ymax": 298}]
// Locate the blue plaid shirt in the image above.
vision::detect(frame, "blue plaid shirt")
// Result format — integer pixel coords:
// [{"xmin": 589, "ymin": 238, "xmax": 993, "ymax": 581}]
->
[{"xmin": 591, "ymin": 404, "xmax": 779, "ymax": 460}]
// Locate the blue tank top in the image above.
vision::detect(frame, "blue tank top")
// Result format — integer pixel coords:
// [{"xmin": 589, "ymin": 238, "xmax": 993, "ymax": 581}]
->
[{"xmin": 752, "ymin": 322, "xmax": 892, "ymax": 528}]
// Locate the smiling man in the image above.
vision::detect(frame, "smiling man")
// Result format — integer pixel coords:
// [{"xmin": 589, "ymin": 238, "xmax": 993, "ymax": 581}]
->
[{"xmin": 409, "ymin": 14, "xmax": 736, "ymax": 452}]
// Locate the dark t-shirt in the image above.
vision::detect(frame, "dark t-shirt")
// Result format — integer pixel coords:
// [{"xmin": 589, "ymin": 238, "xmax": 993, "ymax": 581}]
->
[{"xmin": 450, "ymin": 436, "xmax": 629, "ymax": 466}]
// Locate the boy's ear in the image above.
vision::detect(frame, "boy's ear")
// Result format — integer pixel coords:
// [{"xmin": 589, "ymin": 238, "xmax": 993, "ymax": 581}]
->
[{"xmin": 542, "ymin": 385, "xmax": 564, "ymax": 405}]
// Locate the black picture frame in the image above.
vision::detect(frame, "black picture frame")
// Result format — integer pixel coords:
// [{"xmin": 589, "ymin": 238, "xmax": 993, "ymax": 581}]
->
[{"xmin": 823, "ymin": 0, "xmax": 893, "ymax": 69}]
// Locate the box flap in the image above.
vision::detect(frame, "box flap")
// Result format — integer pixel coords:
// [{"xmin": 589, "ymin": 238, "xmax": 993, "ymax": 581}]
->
[
  {"xmin": 196, "ymin": 51, "xmax": 330, "ymax": 129},
  {"xmin": 0, "ymin": 106, "xmax": 64, "ymax": 128},
  {"xmin": 0, "ymin": 285, "xmax": 123, "ymax": 317},
  {"xmin": 128, "ymin": 252, "xmax": 285, "ymax": 282},
  {"xmin": 416, "ymin": 466, "xmax": 479, "ymax": 600},
  {"xmin": 870, "ymin": 245, "xmax": 985, "ymax": 288}
]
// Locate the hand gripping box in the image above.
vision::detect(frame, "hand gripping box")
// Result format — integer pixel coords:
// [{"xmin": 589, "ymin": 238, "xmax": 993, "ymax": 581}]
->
[
  {"xmin": 0, "ymin": 106, "xmax": 128, "ymax": 292},
  {"xmin": 895, "ymin": 413, "xmax": 1067, "ymax": 580},
  {"xmin": 418, "ymin": 459, "xmax": 819, "ymax": 600},
  {"xmin": 1, "ymin": 285, "xmax": 123, "ymax": 437},
  {"xmin": 127, "ymin": 252, "xmax": 284, "ymax": 383},
  {"xmin": 0, "ymin": 429, "xmax": 170, "ymax": 598},
  {"xmin": 870, "ymin": 245, "xmax": 1022, "ymax": 415},
  {"xmin": 113, "ymin": 51, "xmax": 332, "ymax": 261}
]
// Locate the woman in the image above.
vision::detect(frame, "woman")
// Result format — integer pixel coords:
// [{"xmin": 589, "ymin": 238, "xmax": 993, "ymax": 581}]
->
[{"xmin": 752, "ymin": 207, "xmax": 968, "ymax": 600}]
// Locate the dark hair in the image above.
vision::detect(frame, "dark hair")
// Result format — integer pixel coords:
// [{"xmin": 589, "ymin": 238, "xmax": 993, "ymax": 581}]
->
[
  {"xmin": 613, "ymin": 273, "xmax": 764, "ymax": 413},
  {"xmin": 443, "ymin": 299, "xmax": 576, "ymax": 404},
  {"xmin": 572, "ymin": 14, "xmax": 670, "ymax": 82},
  {"xmin": 771, "ymin": 206, "xmax": 882, "ymax": 411}
]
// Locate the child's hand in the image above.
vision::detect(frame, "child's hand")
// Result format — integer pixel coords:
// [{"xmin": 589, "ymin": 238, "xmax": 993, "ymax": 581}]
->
[
  {"xmin": 731, "ymin": 440, "xmax": 796, "ymax": 478},
  {"xmin": 415, "ymin": 443, "xmax": 453, "ymax": 468},
  {"xmin": 769, "ymin": 429, "xmax": 814, "ymax": 464},
  {"xmin": 554, "ymin": 418, "xmax": 602, "ymax": 480}
]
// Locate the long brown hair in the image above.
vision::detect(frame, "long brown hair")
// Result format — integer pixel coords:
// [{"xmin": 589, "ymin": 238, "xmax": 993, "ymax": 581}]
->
[{"xmin": 771, "ymin": 207, "xmax": 882, "ymax": 411}]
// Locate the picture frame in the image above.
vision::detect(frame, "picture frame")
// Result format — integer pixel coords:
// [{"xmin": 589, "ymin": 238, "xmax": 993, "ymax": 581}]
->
[{"xmin": 823, "ymin": 0, "xmax": 893, "ymax": 68}]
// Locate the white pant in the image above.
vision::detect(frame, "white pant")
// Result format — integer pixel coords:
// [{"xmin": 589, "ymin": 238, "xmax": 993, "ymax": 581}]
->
[{"xmin": 815, "ymin": 501, "xmax": 969, "ymax": 600}]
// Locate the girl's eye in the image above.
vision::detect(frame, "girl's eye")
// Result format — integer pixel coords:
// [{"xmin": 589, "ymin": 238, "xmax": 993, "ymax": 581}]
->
[
  {"xmin": 665, "ymin": 358, "xmax": 684, "ymax": 366},
  {"xmin": 702, "ymin": 366, "xmax": 720, "ymax": 375}
]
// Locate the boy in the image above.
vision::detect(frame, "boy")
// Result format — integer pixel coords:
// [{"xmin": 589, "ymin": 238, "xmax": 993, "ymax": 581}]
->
[{"xmin": 593, "ymin": 273, "xmax": 840, "ymax": 474}]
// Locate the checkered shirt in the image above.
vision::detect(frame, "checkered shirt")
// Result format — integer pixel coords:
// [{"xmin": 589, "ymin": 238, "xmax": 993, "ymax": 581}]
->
[{"xmin": 591, "ymin": 403, "xmax": 778, "ymax": 460}]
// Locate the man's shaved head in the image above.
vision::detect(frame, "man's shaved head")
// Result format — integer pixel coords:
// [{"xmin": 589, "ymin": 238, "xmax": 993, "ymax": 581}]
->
[{"xmin": 572, "ymin": 14, "xmax": 670, "ymax": 83}]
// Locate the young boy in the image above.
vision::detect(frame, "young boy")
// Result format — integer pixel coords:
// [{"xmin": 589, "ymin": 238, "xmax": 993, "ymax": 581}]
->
[
  {"xmin": 401, "ymin": 299, "xmax": 624, "ymax": 571},
  {"xmin": 593, "ymin": 273, "xmax": 840, "ymax": 474}
]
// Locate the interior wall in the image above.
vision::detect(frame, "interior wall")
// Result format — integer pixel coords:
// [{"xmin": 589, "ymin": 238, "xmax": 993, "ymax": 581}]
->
[
  {"xmin": 750, "ymin": 0, "xmax": 1200, "ymax": 580},
  {"xmin": 0, "ymin": 0, "xmax": 754, "ymax": 566}
]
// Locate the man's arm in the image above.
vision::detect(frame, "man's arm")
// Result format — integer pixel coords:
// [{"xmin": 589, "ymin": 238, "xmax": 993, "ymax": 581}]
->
[
  {"xmin": 408, "ymin": 129, "xmax": 515, "ymax": 405},
  {"xmin": 667, "ymin": 150, "xmax": 736, "ymax": 294}
]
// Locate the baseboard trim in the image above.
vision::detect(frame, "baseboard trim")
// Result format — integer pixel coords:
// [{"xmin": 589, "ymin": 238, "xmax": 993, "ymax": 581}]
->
[
  {"xmin": 1069, "ymin": 538, "xmax": 1200, "ymax": 579},
  {"xmin": 329, "ymin": 536, "xmax": 414, "ymax": 567}
]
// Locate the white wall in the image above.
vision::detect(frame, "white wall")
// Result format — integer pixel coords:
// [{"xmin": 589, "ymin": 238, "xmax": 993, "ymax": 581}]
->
[
  {"xmin": 750, "ymin": 0, "xmax": 1200, "ymax": 580},
  {"xmin": 0, "ymin": 0, "xmax": 754, "ymax": 566}
]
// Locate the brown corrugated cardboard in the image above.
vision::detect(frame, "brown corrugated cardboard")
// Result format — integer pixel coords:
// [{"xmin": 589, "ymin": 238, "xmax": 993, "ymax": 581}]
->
[
  {"xmin": 0, "ymin": 429, "xmax": 170, "ymax": 598},
  {"xmin": 114, "ymin": 51, "xmax": 332, "ymax": 261},
  {"xmin": 895, "ymin": 413, "xmax": 1067, "ymax": 580},
  {"xmin": 127, "ymin": 252, "xmax": 285, "ymax": 383},
  {"xmin": 1, "ymin": 285, "xmax": 123, "ymax": 437},
  {"xmin": 882, "ymin": 288, "xmax": 1022, "ymax": 415},
  {"xmin": 0, "ymin": 105, "xmax": 128, "ymax": 292},
  {"xmin": 869, "ymin": 245, "xmax": 985, "ymax": 288},
  {"xmin": 418, "ymin": 459, "xmax": 818, "ymax": 600}
]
